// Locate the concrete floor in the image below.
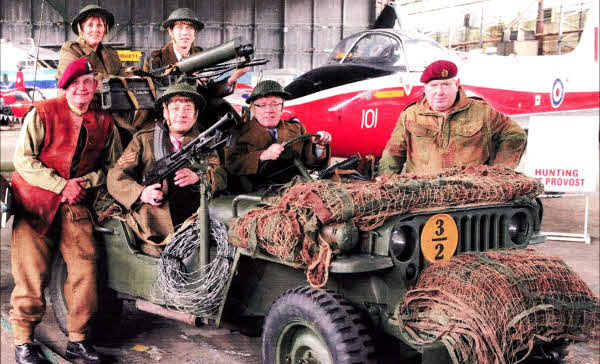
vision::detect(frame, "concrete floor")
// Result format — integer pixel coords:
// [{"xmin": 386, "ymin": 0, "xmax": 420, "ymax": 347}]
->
[{"xmin": 1, "ymin": 128, "xmax": 599, "ymax": 363}]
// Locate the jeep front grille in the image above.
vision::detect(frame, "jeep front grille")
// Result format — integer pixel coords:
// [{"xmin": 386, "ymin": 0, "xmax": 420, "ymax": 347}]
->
[
  {"xmin": 388, "ymin": 204, "xmax": 537, "ymax": 283},
  {"xmin": 389, "ymin": 205, "xmax": 535, "ymax": 258},
  {"xmin": 456, "ymin": 213, "xmax": 506, "ymax": 253}
]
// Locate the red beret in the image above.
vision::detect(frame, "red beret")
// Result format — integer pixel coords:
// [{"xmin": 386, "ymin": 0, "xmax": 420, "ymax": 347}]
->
[
  {"xmin": 58, "ymin": 58, "xmax": 95, "ymax": 89},
  {"xmin": 420, "ymin": 60, "xmax": 458, "ymax": 84}
]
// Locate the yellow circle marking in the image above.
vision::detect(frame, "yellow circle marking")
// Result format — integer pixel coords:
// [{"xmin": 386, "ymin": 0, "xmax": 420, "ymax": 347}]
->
[{"xmin": 420, "ymin": 214, "xmax": 458, "ymax": 263}]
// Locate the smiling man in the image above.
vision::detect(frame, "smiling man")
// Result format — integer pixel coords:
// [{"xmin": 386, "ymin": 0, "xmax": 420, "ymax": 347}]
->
[
  {"xmin": 10, "ymin": 58, "xmax": 120, "ymax": 364},
  {"xmin": 225, "ymin": 80, "xmax": 331, "ymax": 192},
  {"xmin": 107, "ymin": 83, "xmax": 226, "ymax": 255},
  {"xmin": 143, "ymin": 8, "xmax": 248, "ymax": 129},
  {"xmin": 378, "ymin": 60, "xmax": 527, "ymax": 175}
]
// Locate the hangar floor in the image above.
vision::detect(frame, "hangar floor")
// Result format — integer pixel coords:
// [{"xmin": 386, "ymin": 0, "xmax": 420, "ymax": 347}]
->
[{"xmin": 0, "ymin": 128, "xmax": 598, "ymax": 363}]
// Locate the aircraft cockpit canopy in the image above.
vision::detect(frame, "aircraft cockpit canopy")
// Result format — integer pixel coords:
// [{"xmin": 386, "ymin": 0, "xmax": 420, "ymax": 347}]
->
[
  {"xmin": 328, "ymin": 31, "xmax": 450, "ymax": 72},
  {"xmin": 328, "ymin": 33, "xmax": 406, "ymax": 70},
  {"xmin": 286, "ymin": 30, "xmax": 452, "ymax": 100}
]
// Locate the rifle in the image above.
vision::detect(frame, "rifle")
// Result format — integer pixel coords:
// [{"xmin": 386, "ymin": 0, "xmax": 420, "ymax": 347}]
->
[
  {"xmin": 142, "ymin": 113, "xmax": 233, "ymax": 186},
  {"xmin": 135, "ymin": 37, "xmax": 268, "ymax": 85},
  {"xmin": 317, "ymin": 154, "xmax": 361, "ymax": 180}
]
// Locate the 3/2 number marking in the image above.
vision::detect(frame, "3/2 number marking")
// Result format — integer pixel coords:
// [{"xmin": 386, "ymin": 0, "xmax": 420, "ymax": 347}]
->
[
  {"xmin": 420, "ymin": 214, "xmax": 458, "ymax": 264},
  {"xmin": 435, "ymin": 219, "xmax": 444, "ymax": 236},
  {"xmin": 434, "ymin": 243, "xmax": 444, "ymax": 260}
]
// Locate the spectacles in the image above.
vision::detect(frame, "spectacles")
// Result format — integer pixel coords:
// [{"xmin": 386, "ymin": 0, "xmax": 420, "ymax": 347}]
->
[{"xmin": 254, "ymin": 103, "xmax": 283, "ymax": 110}]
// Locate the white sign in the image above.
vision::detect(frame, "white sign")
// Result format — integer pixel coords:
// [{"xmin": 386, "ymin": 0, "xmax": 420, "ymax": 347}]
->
[{"xmin": 525, "ymin": 116, "xmax": 599, "ymax": 192}]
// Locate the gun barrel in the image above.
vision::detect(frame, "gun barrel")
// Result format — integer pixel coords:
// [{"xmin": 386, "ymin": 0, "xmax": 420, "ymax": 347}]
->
[
  {"xmin": 318, "ymin": 154, "xmax": 360, "ymax": 179},
  {"xmin": 141, "ymin": 112, "xmax": 234, "ymax": 186},
  {"xmin": 177, "ymin": 37, "xmax": 253, "ymax": 74}
]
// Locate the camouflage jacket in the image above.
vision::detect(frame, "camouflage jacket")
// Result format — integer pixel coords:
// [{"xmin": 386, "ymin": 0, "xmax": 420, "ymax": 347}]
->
[
  {"xmin": 378, "ymin": 87, "xmax": 527, "ymax": 175},
  {"xmin": 224, "ymin": 117, "xmax": 330, "ymax": 192},
  {"xmin": 57, "ymin": 40, "xmax": 126, "ymax": 89},
  {"xmin": 107, "ymin": 123, "xmax": 226, "ymax": 243}
]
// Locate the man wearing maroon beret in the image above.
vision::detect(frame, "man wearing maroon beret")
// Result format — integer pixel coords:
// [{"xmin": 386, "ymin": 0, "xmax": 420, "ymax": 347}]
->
[
  {"xmin": 9, "ymin": 58, "xmax": 120, "ymax": 364},
  {"xmin": 379, "ymin": 60, "xmax": 526, "ymax": 175}
]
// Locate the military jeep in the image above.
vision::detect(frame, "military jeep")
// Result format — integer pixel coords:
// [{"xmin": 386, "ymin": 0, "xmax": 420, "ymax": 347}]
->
[{"xmin": 45, "ymin": 158, "xmax": 547, "ymax": 364}]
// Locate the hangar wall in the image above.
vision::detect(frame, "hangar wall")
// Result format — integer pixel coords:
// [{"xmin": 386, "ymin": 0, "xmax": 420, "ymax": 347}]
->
[{"xmin": 0, "ymin": 0, "xmax": 377, "ymax": 72}]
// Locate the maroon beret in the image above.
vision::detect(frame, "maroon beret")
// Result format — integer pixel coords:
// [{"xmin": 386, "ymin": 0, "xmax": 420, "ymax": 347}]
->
[
  {"xmin": 58, "ymin": 58, "xmax": 95, "ymax": 89},
  {"xmin": 420, "ymin": 60, "xmax": 458, "ymax": 83}
]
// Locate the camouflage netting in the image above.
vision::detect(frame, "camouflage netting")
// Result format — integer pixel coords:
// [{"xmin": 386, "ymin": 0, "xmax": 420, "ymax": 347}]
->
[
  {"xmin": 396, "ymin": 249, "xmax": 600, "ymax": 364},
  {"xmin": 229, "ymin": 165, "xmax": 545, "ymax": 287}
]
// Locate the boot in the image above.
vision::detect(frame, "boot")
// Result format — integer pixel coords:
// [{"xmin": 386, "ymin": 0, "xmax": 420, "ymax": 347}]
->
[
  {"xmin": 15, "ymin": 343, "xmax": 51, "ymax": 364},
  {"xmin": 65, "ymin": 340, "xmax": 103, "ymax": 364}
]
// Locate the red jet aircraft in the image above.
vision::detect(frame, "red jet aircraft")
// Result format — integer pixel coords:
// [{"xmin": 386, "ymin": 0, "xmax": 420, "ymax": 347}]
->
[{"xmin": 265, "ymin": 3, "xmax": 599, "ymax": 158}]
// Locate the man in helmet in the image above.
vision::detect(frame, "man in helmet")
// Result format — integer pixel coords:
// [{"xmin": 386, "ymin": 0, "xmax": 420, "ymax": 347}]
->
[
  {"xmin": 225, "ymin": 80, "xmax": 331, "ymax": 192},
  {"xmin": 107, "ymin": 82, "xmax": 226, "ymax": 256},
  {"xmin": 143, "ymin": 8, "xmax": 248, "ymax": 130},
  {"xmin": 378, "ymin": 60, "xmax": 527, "ymax": 175}
]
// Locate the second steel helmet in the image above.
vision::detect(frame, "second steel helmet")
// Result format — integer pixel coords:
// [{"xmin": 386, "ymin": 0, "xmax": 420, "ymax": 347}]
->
[
  {"xmin": 71, "ymin": 4, "xmax": 115, "ymax": 35},
  {"xmin": 161, "ymin": 8, "xmax": 204, "ymax": 32},
  {"xmin": 155, "ymin": 82, "xmax": 206, "ymax": 112},
  {"xmin": 246, "ymin": 80, "xmax": 292, "ymax": 104}
]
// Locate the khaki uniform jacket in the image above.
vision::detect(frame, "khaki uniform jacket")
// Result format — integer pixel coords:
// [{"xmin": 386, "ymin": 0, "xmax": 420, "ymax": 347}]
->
[
  {"xmin": 143, "ymin": 41, "xmax": 239, "ymax": 131},
  {"xmin": 107, "ymin": 123, "xmax": 227, "ymax": 243},
  {"xmin": 146, "ymin": 41, "xmax": 232, "ymax": 99},
  {"xmin": 225, "ymin": 117, "xmax": 330, "ymax": 192},
  {"xmin": 57, "ymin": 40, "xmax": 126, "ymax": 89},
  {"xmin": 379, "ymin": 87, "xmax": 527, "ymax": 175}
]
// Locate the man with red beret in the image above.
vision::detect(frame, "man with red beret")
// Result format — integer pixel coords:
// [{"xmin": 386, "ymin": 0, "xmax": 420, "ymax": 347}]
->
[
  {"xmin": 10, "ymin": 58, "xmax": 120, "ymax": 364},
  {"xmin": 378, "ymin": 60, "xmax": 526, "ymax": 175}
]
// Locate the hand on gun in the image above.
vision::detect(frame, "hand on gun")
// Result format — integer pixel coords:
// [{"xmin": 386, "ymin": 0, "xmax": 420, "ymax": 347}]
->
[
  {"xmin": 227, "ymin": 67, "xmax": 250, "ymax": 86},
  {"xmin": 174, "ymin": 168, "xmax": 200, "ymax": 187},
  {"xmin": 60, "ymin": 177, "xmax": 87, "ymax": 205},
  {"xmin": 140, "ymin": 183, "xmax": 164, "ymax": 206}
]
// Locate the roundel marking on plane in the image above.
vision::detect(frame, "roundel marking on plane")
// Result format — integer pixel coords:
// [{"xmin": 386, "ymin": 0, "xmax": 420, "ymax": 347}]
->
[{"xmin": 551, "ymin": 78, "xmax": 565, "ymax": 108}]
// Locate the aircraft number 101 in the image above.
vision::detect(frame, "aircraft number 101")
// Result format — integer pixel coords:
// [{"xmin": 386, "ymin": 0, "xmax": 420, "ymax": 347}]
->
[{"xmin": 361, "ymin": 108, "xmax": 378, "ymax": 129}]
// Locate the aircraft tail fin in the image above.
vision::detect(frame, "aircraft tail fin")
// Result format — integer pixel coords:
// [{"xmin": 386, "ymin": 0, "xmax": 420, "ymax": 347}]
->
[
  {"xmin": 373, "ymin": 4, "xmax": 399, "ymax": 29},
  {"xmin": 15, "ymin": 70, "xmax": 25, "ymax": 91}
]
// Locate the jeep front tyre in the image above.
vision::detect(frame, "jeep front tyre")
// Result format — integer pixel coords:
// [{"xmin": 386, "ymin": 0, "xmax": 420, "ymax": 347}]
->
[{"xmin": 262, "ymin": 286, "xmax": 375, "ymax": 364}]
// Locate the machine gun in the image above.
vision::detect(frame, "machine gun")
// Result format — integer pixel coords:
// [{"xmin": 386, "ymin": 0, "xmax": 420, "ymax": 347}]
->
[
  {"xmin": 141, "ymin": 113, "xmax": 233, "ymax": 186},
  {"xmin": 137, "ymin": 37, "xmax": 267, "ymax": 85},
  {"xmin": 101, "ymin": 37, "xmax": 268, "ymax": 111},
  {"xmin": 317, "ymin": 154, "xmax": 360, "ymax": 180}
]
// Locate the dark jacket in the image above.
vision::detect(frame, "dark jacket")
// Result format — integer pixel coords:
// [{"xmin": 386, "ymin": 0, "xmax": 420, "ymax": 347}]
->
[{"xmin": 225, "ymin": 117, "xmax": 330, "ymax": 192}]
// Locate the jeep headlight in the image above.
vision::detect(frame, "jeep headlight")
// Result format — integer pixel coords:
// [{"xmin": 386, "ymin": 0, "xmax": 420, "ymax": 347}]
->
[
  {"xmin": 508, "ymin": 212, "xmax": 530, "ymax": 245},
  {"xmin": 390, "ymin": 226, "xmax": 415, "ymax": 262}
]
